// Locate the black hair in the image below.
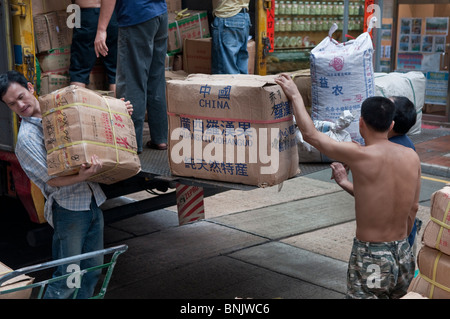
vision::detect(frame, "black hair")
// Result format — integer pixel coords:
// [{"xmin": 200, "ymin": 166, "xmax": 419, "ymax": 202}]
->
[
  {"xmin": 360, "ymin": 96, "xmax": 395, "ymax": 132},
  {"xmin": 0, "ymin": 70, "xmax": 29, "ymax": 103},
  {"xmin": 390, "ymin": 96, "xmax": 417, "ymax": 135}
]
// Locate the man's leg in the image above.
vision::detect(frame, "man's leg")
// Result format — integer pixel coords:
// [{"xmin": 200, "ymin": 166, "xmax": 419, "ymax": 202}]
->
[{"xmin": 146, "ymin": 12, "xmax": 168, "ymax": 146}]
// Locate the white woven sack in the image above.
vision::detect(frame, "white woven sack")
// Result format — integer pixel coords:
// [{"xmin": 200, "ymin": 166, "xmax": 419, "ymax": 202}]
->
[
  {"xmin": 310, "ymin": 23, "xmax": 375, "ymax": 145},
  {"xmin": 374, "ymin": 71, "xmax": 425, "ymax": 135}
]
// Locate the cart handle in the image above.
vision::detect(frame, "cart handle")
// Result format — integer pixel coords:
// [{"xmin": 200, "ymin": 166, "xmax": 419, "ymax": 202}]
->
[{"xmin": 0, "ymin": 244, "xmax": 128, "ymax": 286}]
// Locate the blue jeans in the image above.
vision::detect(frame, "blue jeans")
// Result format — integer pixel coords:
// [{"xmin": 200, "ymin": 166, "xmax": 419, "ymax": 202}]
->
[
  {"xmin": 116, "ymin": 13, "xmax": 169, "ymax": 152},
  {"xmin": 44, "ymin": 198, "xmax": 104, "ymax": 299},
  {"xmin": 211, "ymin": 12, "xmax": 251, "ymax": 74}
]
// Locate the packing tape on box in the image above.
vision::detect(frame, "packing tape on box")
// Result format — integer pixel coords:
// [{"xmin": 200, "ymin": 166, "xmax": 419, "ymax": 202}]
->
[
  {"xmin": 44, "ymin": 96, "xmax": 136, "ymax": 180},
  {"xmin": 430, "ymin": 201, "xmax": 450, "ymax": 250},
  {"xmin": 418, "ymin": 250, "xmax": 450, "ymax": 299},
  {"xmin": 173, "ymin": 12, "xmax": 203, "ymax": 51}
]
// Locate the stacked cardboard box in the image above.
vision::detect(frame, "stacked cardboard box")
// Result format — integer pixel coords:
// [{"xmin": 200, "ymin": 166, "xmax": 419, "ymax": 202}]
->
[
  {"xmin": 182, "ymin": 38, "xmax": 256, "ymax": 75},
  {"xmin": 32, "ymin": 0, "xmax": 71, "ymax": 15},
  {"xmin": 34, "ymin": 10, "xmax": 72, "ymax": 53},
  {"xmin": 167, "ymin": 10, "xmax": 210, "ymax": 54},
  {"xmin": 166, "ymin": 74, "xmax": 300, "ymax": 187},
  {"xmin": 408, "ymin": 185, "xmax": 450, "ymax": 298},
  {"xmin": 34, "ymin": 2, "xmax": 73, "ymax": 94},
  {"xmin": 39, "ymin": 86, "xmax": 141, "ymax": 185},
  {"xmin": 38, "ymin": 46, "xmax": 71, "ymax": 95},
  {"xmin": 0, "ymin": 262, "xmax": 34, "ymax": 299}
]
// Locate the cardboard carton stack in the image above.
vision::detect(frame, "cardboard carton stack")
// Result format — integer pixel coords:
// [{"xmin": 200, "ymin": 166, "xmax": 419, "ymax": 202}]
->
[
  {"xmin": 407, "ymin": 185, "xmax": 450, "ymax": 298},
  {"xmin": 32, "ymin": 0, "xmax": 73, "ymax": 95},
  {"xmin": 39, "ymin": 86, "xmax": 141, "ymax": 185},
  {"xmin": 166, "ymin": 74, "xmax": 300, "ymax": 187}
]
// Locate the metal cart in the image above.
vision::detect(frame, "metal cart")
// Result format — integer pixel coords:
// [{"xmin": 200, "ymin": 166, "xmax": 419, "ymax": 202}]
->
[{"xmin": 0, "ymin": 244, "xmax": 128, "ymax": 299}]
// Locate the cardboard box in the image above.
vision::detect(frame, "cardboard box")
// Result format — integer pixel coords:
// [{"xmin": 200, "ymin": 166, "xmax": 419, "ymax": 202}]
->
[
  {"xmin": 40, "ymin": 73, "xmax": 70, "ymax": 95},
  {"xmin": 34, "ymin": 11, "xmax": 72, "ymax": 53},
  {"xmin": 32, "ymin": 0, "xmax": 71, "ymax": 15},
  {"xmin": 183, "ymin": 38, "xmax": 212, "ymax": 74},
  {"xmin": 182, "ymin": 38, "xmax": 256, "ymax": 75},
  {"xmin": 168, "ymin": 10, "xmax": 210, "ymax": 54},
  {"xmin": 165, "ymin": 70, "xmax": 188, "ymax": 81},
  {"xmin": 87, "ymin": 64, "xmax": 107, "ymax": 91},
  {"xmin": 39, "ymin": 86, "xmax": 141, "ymax": 184},
  {"xmin": 423, "ymin": 185, "xmax": 450, "ymax": 255},
  {"xmin": 407, "ymin": 246, "xmax": 450, "ymax": 299},
  {"xmin": 264, "ymin": 69, "xmax": 312, "ymax": 113},
  {"xmin": 166, "ymin": 74, "xmax": 300, "ymax": 187},
  {"xmin": 166, "ymin": 0, "xmax": 182, "ymax": 13},
  {"xmin": 0, "ymin": 262, "xmax": 34, "ymax": 299},
  {"xmin": 38, "ymin": 46, "xmax": 70, "ymax": 74}
]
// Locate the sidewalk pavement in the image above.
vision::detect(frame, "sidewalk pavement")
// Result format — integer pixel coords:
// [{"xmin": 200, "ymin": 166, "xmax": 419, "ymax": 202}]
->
[
  {"xmin": 103, "ymin": 125, "xmax": 449, "ymax": 299},
  {"xmin": 414, "ymin": 125, "xmax": 450, "ymax": 178}
]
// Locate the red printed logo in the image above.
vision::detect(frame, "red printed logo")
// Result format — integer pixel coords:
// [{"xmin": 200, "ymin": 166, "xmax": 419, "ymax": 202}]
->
[{"xmin": 329, "ymin": 56, "xmax": 344, "ymax": 71}]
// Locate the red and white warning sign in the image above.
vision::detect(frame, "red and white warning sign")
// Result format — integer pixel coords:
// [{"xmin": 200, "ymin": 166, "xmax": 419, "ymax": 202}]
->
[{"xmin": 175, "ymin": 183, "xmax": 205, "ymax": 225}]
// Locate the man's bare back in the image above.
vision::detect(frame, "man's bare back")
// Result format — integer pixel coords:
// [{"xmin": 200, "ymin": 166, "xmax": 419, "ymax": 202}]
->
[
  {"xmin": 349, "ymin": 140, "xmax": 421, "ymax": 242},
  {"xmin": 75, "ymin": 0, "xmax": 100, "ymax": 8}
]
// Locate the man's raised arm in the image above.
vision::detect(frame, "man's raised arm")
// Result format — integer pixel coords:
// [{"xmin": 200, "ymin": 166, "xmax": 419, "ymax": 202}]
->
[{"xmin": 275, "ymin": 73, "xmax": 360, "ymax": 164}]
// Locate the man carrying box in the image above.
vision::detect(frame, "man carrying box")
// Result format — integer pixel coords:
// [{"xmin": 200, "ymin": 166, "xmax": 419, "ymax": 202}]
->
[
  {"xmin": 275, "ymin": 74, "xmax": 421, "ymax": 299},
  {"xmin": 0, "ymin": 71, "xmax": 132, "ymax": 298}
]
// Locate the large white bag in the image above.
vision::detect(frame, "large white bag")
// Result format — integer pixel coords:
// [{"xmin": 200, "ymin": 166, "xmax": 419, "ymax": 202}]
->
[
  {"xmin": 373, "ymin": 71, "xmax": 425, "ymax": 135},
  {"xmin": 310, "ymin": 23, "xmax": 375, "ymax": 145}
]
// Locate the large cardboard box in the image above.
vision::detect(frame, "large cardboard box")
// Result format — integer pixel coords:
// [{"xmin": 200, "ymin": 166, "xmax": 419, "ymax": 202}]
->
[
  {"xmin": 422, "ymin": 185, "xmax": 450, "ymax": 255},
  {"xmin": 32, "ymin": 0, "xmax": 71, "ymax": 15},
  {"xmin": 168, "ymin": 10, "xmax": 210, "ymax": 54},
  {"xmin": 182, "ymin": 38, "xmax": 256, "ymax": 75},
  {"xmin": 408, "ymin": 246, "xmax": 450, "ymax": 299},
  {"xmin": 39, "ymin": 86, "xmax": 141, "ymax": 184},
  {"xmin": 0, "ymin": 262, "xmax": 34, "ymax": 299},
  {"xmin": 166, "ymin": 74, "xmax": 300, "ymax": 187},
  {"xmin": 34, "ymin": 11, "xmax": 72, "ymax": 53}
]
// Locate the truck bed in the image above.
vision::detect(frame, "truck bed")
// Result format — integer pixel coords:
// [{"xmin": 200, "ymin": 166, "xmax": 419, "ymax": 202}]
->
[{"xmin": 138, "ymin": 146, "xmax": 331, "ymax": 191}]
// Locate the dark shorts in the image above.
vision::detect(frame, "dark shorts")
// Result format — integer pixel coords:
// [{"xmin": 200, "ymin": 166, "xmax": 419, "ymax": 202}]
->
[
  {"xmin": 346, "ymin": 237, "xmax": 415, "ymax": 299},
  {"xmin": 69, "ymin": 8, "xmax": 118, "ymax": 85}
]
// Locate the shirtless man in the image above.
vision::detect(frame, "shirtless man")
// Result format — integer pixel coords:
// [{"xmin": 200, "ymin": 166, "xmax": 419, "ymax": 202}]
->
[
  {"xmin": 275, "ymin": 74, "xmax": 421, "ymax": 299},
  {"xmin": 69, "ymin": 0, "xmax": 118, "ymax": 93}
]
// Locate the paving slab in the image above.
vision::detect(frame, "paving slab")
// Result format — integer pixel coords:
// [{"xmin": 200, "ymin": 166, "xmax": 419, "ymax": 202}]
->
[
  {"xmin": 166, "ymin": 176, "xmax": 343, "ymax": 219},
  {"xmin": 211, "ymin": 191, "xmax": 355, "ymax": 240},
  {"xmin": 228, "ymin": 241, "xmax": 348, "ymax": 294},
  {"xmin": 106, "ymin": 220, "xmax": 268, "ymax": 292},
  {"xmin": 106, "ymin": 255, "xmax": 343, "ymax": 299},
  {"xmin": 283, "ymin": 204, "xmax": 432, "ymax": 263}
]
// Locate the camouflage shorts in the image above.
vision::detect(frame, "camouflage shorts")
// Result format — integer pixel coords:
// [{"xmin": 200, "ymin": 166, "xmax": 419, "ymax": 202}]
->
[{"xmin": 346, "ymin": 237, "xmax": 415, "ymax": 299}]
